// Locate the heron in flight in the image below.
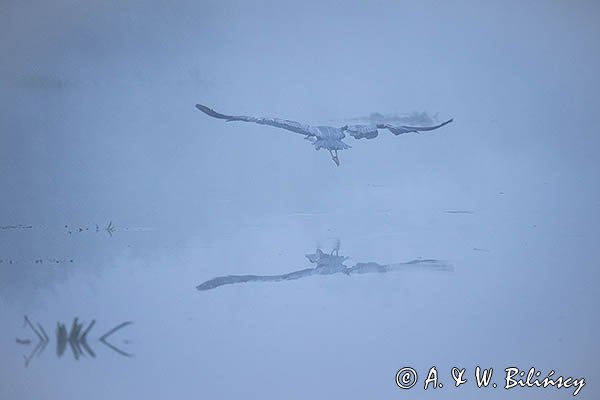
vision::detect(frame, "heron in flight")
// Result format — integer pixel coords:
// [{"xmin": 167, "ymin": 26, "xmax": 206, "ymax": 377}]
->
[{"xmin": 195, "ymin": 104, "xmax": 453, "ymax": 166}]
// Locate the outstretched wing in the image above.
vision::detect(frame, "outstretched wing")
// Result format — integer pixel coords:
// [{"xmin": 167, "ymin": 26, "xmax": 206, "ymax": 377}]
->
[
  {"xmin": 195, "ymin": 104, "xmax": 313, "ymax": 136},
  {"xmin": 343, "ymin": 118, "xmax": 453, "ymax": 140},
  {"xmin": 196, "ymin": 268, "xmax": 318, "ymax": 291},
  {"xmin": 348, "ymin": 259, "xmax": 453, "ymax": 274},
  {"xmin": 378, "ymin": 118, "xmax": 454, "ymax": 136}
]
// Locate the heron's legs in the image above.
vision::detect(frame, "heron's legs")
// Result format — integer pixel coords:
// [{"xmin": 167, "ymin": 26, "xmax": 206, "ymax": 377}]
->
[
  {"xmin": 329, "ymin": 150, "xmax": 340, "ymax": 166},
  {"xmin": 331, "ymin": 239, "xmax": 340, "ymax": 256}
]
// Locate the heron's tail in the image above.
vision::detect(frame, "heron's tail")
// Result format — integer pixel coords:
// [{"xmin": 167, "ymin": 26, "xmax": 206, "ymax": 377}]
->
[{"xmin": 313, "ymin": 139, "xmax": 351, "ymax": 151}]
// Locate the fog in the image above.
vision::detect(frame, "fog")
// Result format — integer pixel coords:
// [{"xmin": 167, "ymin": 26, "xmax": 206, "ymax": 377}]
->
[{"xmin": 1, "ymin": 1, "xmax": 599, "ymax": 399}]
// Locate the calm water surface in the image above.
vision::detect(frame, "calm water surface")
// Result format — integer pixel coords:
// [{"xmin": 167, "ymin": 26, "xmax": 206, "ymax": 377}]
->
[{"xmin": 1, "ymin": 1, "xmax": 599, "ymax": 399}]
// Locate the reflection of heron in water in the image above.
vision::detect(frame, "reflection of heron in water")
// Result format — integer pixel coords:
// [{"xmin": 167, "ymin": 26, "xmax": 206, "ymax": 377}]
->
[
  {"xmin": 196, "ymin": 104, "xmax": 453, "ymax": 166},
  {"xmin": 196, "ymin": 244, "xmax": 452, "ymax": 291}
]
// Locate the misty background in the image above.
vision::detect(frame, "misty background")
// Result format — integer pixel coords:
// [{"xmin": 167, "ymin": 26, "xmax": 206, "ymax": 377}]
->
[{"xmin": 1, "ymin": 1, "xmax": 599, "ymax": 399}]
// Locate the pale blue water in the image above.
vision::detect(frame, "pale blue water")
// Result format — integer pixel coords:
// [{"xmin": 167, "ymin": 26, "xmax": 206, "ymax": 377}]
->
[{"xmin": 1, "ymin": 1, "xmax": 599, "ymax": 399}]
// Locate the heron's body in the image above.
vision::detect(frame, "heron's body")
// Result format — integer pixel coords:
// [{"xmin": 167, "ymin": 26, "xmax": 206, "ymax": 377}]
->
[{"xmin": 195, "ymin": 103, "xmax": 453, "ymax": 165}]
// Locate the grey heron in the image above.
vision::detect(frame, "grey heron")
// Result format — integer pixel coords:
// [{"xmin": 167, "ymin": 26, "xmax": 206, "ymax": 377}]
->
[
  {"xmin": 196, "ymin": 244, "xmax": 451, "ymax": 291},
  {"xmin": 195, "ymin": 104, "xmax": 453, "ymax": 166}
]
